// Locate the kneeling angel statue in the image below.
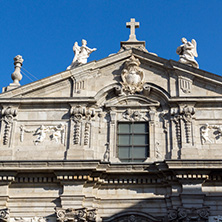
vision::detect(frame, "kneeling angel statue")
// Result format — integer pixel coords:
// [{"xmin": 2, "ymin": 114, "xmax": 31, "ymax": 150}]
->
[{"xmin": 176, "ymin": 37, "xmax": 199, "ymax": 68}]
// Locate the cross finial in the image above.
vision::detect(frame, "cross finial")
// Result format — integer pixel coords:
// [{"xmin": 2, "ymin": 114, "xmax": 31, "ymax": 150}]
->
[{"xmin": 126, "ymin": 18, "xmax": 140, "ymax": 41}]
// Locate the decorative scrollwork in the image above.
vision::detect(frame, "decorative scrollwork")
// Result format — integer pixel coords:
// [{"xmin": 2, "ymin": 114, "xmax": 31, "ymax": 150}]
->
[{"xmin": 1, "ymin": 107, "xmax": 18, "ymax": 145}]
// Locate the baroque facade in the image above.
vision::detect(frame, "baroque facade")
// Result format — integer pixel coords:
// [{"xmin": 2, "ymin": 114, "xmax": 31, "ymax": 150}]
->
[{"xmin": 0, "ymin": 19, "xmax": 222, "ymax": 221}]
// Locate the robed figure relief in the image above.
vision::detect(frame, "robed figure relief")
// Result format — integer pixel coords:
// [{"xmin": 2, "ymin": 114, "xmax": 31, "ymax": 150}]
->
[{"xmin": 176, "ymin": 37, "xmax": 199, "ymax": 68}]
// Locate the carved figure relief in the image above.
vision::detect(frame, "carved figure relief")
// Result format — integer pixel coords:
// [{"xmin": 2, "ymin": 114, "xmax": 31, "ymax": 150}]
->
[
  {"xmin": 200, "ymin": 123, "xmax": 222, "ymax": 144},
  {"xmin": 168, "ymin": 207, "xmax": 209, "ymax": 222},
  {"xmin": 20, "ymin": 124, "xmax": 65, "ymax": 145},
  {"xmin": 1, "ymin": 107, "xmax": 18, "ymax": 145},
  {"xmin": 70, "ymin": 106, "xmax": 95, "ymax": 145},
  {"xmin": 55, "ymin": 207, "xmax": 96, "ymax": 222},
  {"xmin": 121, "ymin": 55, "xmax": 145, "ymax": 94}
]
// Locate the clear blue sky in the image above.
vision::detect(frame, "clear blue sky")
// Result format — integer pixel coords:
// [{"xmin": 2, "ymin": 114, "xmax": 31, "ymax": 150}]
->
[{"xmin": 1, "ymin": 0, "xmax": 222, "ymax": 91}]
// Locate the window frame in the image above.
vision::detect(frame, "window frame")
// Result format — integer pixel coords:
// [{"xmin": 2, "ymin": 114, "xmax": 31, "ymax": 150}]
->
[{"xmin": 117, "ymin": 121, "xmax": 149, "ymax": 162}]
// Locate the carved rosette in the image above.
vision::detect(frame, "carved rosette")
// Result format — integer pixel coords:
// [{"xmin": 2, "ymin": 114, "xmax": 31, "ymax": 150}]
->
[
  {"xmin": 55, "ymin": 207, "xmax": 96, "ymax": 222},
  {"xmin": 168, "ymin": 207, "xmax": 209, "ymax": 222},
  {"xmin": 70, "ymin": 106, "xmax": 95, "ymax": 145},
  {"xmin": 1, "ymin": 107, "xmax": 18, "ymax": 145},
  {"xmin": 121, "ymin": 55, "xmax": 145, "ymax": 94}
]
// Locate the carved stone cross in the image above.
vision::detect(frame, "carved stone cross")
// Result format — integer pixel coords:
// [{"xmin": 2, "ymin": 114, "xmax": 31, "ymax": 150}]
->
[{"xmin": 126, "ymin": 18, "xmax": 140, "ymax": 41}]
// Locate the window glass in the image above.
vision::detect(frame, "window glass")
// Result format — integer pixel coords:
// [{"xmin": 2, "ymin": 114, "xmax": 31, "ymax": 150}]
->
[
  {"xmin": 133, "ymin": 147, "xmax": 147, "ymax": 158},
  {"xmin": 133, "ymin": 123, "xmax": 147, "ymax": 133},
  {"xmin": 118, "ymin": 147, "xmax": 131, "ymax": 159},
  {"xmin": 133, "ymin": 135, "xmax": 147, "ymax": 145},
  {"xmin": 117, "ymin": 122, "xmax": 149, "ymax": 162},
  {"xmin": 118, "ymin": 135, "xmax": 132, "ymax": 145},
  {"xmin": 118, "ymin": 123, "xmax": 131, "ymax": 133}
]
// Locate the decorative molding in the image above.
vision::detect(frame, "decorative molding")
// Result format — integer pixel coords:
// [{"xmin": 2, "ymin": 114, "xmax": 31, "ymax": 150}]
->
[
  {"xmin": 70, "ymin": 106, "xmax": 95, "ymax": 145},
  {"xmin": 55, "ymin": 207, "xmax": 96, "ymax": 222},
  {"xmin": 0, "ymin": 208, "xmax": 9, "ymax": 222},
  {"xmin": 171, "ymin": 106, "xmax": 195, "ymax": 145},
  {"xmin": 168, "ymin": 207, "xmax": 209, "ymax": 221},
  {"xmin": 171, "ymin": 108, "xmax": 182, "ymax": 147},
  {"xmin": 20, "ymin": 124, "xmax": 65, "ymax": 145},
  {"xmin": 178, "ymin": 76, "xmax": 192, "ymax": 94},
  {"xmin": 1, "ymin": 107, "xmax": 18, "ymax": 145},
  {"xmin": 120, "ymin": 55, "xmax": 145, "ymax": 94},
  {"xmin": 181, "ymin": 106, "xmax": 195, "ymax": 144},
  {"xmin": 14, "ymin": 217, "xmax": 46, "ymax": 222},
  {"xmin": 122, "ymin": 109, "xmax": 146, "ymax": 121}
]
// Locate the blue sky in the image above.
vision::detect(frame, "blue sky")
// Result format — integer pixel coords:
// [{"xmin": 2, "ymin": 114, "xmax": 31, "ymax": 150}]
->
[{"xmin": 0, "ymin": 0, "xmax": 222, "ymax": 91}]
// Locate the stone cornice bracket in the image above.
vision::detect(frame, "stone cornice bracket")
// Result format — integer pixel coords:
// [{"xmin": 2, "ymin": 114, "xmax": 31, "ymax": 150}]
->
[
  {"xmin": 0, "ymin": 208, "xmax": 10, "ymax": 222},
  {"xmin": 55, "ymin": 207, "xmax": 96, "ymax": 222},
  {"xmin": 1, "ymin": 106, "xmax": 18, "ymax": 146}
]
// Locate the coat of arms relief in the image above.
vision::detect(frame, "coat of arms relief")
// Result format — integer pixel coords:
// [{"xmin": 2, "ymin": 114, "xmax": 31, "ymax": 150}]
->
[{"xmin": 120, "ymin": 55, "xmax": 145, "ymax": 94}]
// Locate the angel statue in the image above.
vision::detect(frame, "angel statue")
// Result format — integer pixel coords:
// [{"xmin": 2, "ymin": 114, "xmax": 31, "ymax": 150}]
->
[
  {"xmin": 176, "ymin": 37, "xmax": 199, "ymax": 68},
  {"xmin": 67, "ymin": 39, "xmax": 97, "ymax": 70}
]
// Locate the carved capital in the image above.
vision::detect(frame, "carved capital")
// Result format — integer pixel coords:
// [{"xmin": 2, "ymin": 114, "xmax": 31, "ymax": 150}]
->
[{"xmin": 55, "ymin": 207, "xmax": 96, "ymax": 222}]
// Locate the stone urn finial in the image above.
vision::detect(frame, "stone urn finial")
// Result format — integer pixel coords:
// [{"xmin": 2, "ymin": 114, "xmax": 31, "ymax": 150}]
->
[{"xmin": 11, "ymin": 55, "xmax": 24, "ymax": 85}]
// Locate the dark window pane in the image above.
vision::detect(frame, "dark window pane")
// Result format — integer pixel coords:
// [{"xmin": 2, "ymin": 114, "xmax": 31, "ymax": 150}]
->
[
  {"xmin": 133, "ymin": 135, "xmax": 148, "ymax": 145},
  {"xmin": 133, "ymin": 123, "xmax": 147, "ymax": 133},
  {"xmin": 118, "ymin": 123, "xmax": 131, "ymax": 133},
  {"xmin": 118, "ymin": 135, "xmax": 132, "ymax": 145},
  {"xmin": 118, "ymin": 147, "xmax": 131, "ymax": 159},
  {"xmin": 132, "ymin": 146, "xmax": 147, "ymax": 158}
]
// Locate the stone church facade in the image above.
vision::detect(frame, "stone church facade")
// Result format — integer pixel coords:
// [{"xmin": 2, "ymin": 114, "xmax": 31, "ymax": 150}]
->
[{"xmin": 0, "ymin": 19, "xmax": 222, "ymax": 221}]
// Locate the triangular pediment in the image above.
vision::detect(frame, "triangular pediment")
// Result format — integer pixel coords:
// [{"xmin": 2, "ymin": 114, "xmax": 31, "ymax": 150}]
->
[{"xmin": 1, "ymin": 48, "xmax": 222, "ymax": 101}]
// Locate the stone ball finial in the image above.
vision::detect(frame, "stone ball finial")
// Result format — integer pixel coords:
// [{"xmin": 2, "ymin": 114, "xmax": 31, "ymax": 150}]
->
[{"xmin": 11, "ymin": 55, "xmax": 24, "ymax": 85}]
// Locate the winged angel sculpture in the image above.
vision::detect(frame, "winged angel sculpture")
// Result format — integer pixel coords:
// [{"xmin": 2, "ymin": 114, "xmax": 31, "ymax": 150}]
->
[
  {"xmin": 67, "ymin": 39, "xmax": 96, "ymax": 70},
  {"xmin": 176, "ymin": 37, "xmax": 199, "ymax": 68}
]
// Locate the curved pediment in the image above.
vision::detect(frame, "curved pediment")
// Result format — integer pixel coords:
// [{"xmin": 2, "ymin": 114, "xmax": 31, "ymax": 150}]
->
[{"xmin": 105, "ymin": 94, "xmax": 160, "ymax": 108}]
